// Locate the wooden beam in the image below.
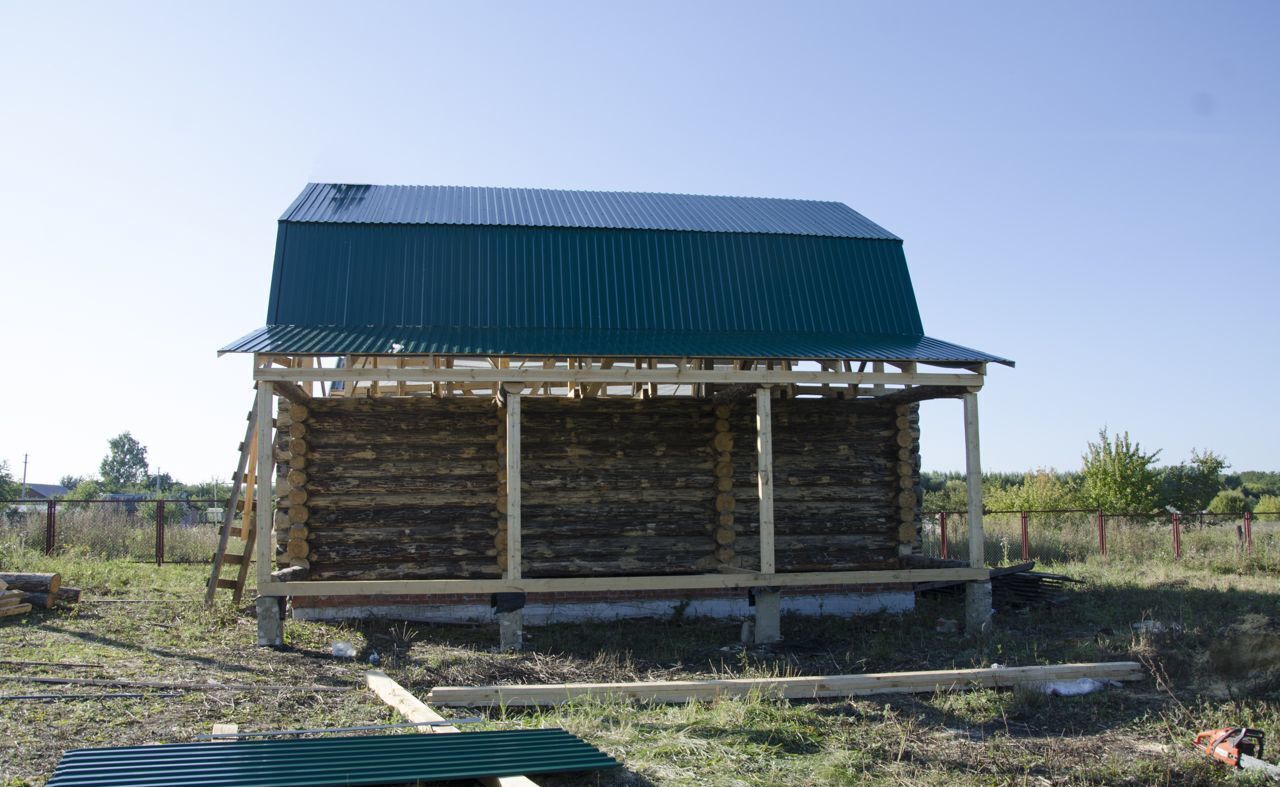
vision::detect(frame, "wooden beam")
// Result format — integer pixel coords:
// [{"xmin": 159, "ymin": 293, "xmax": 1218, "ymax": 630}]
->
[
  {"xmin": 271, "ymin": 381, "xmax": 311, "ymax": 405},
  {"xmin": 505, "ymin": 385, "xmax": 522, "ymax": 581},
  {"xmin": 366, "ymin": 670, "xmax": 539, "ymax": 787},
  {"xmin": 259, "ymin": 567, "xmax": 987, "ymax": 597},
  {"xmin": 424, "ymin": 662, "xmax": 1146, "ymax": 707},
  {"xmin": 256, "ymin": 365, "xmax": 982, "ymax": 389},
  {"xmin": 254, "ymin": 383, "xmax": 275, "ymax": 588},
  {"xmin": 963, "ymin": 392, "xmax": 984, "ymax": 569},
  {"xmin": 756, "ymin": 387, "xmax": 775, "ymax": 574}
]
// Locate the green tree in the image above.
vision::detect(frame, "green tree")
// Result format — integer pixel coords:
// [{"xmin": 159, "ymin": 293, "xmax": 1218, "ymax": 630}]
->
[
  {"xmin": 59, "ymin": 474, "xmax": 87, "ymax": 490},
  {"xmin": 924, "ymin": 478, "xmax": 969, "ymax": 513},
  {"xmin": 1158, "ymin": 449, "xmax": 1228, "ymax": 513},
  {"xmin": 986, "ymin": 468, "xmax": 1082, "ymax": 515},
  {"xmin": 99, "ymin": 432, "xmax": 149, "ymax": 491},
  {"xmin": 1255, "ymin": 495, "xmax": 1280, "ymax": 518},
  {"xmin": 1080, "ymin": 428, "xmax": 1161, "ymax": 513},
  {"xmin": 0, "ymin": 461, "xmax": 19, "ymax": 500},
  {"xmin": 1206, "ymin": 489, "xmax": 1251, "ymax": 514}
]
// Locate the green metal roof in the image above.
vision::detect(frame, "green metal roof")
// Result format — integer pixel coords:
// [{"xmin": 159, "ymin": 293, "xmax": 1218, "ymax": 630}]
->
[
  {"xmin": 222, "ymin": 184, "xmax": 1011, "ymax": 365},
  {"xmin": 46, "ymin": 729, "xmax": 619, "ymax": 786}
]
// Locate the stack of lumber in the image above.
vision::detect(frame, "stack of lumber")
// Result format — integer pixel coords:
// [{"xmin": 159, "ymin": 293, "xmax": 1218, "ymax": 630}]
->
[
  {"xmin": 0, "ymin": 573, "xmax": 81, "ymax": 617},
  {"xmin": 913, "ymin": 561, "xmax": 1081, "ymax": 607}
]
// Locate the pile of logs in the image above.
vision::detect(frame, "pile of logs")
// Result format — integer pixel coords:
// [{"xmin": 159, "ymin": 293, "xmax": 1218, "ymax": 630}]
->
[{"xmin": 0, "ymin": 572, "xmax": 81, "ymax": 618}]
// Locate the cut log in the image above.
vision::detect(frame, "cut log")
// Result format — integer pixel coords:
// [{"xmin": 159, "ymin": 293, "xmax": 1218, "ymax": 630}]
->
[
  {"xmin": 0, "ymin": 573, "xmax": 60, "ymax": 595},
  {"xmin": 22, "ymin": 592, "xmax": 54, "ymax": 609},
  {"xmin": 0, "ymin": 604, "xmax": 33, "ymax": 618}
]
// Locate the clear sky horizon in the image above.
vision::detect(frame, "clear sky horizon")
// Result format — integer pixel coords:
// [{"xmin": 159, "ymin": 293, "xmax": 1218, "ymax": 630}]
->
[{"xmin": 1, "ymin": 1, "xmax": 1276, "ymax": 487}]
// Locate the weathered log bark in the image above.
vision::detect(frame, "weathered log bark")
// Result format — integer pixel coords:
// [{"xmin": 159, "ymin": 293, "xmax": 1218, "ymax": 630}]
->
[{"xmin": 0, "ymin": 573, "xmax": 60, "ymax": 595}]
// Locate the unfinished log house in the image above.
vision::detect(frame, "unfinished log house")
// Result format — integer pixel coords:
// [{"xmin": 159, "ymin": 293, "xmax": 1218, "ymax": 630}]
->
[{"xmin": 220, "ymin": 184, "xmax": 1012, "ymax": 647}]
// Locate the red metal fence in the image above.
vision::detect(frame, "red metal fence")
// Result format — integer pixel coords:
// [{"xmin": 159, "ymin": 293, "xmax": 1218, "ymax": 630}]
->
[
  {"xmin": 4, "ymin": 498, "xmax": 1276, "ymax": 567},
  {"xmin": 1, "ymin": 498, "xmax": 227, "ymax": 564},
  {"xmin": 926, "ymin": 508, "xmax": 1278, "ymax": 566}
]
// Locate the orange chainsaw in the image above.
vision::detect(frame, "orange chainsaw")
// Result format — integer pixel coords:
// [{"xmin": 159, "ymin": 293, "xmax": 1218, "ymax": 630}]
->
[{"xmin": 1195, "ymin": 728, "xmax": 1280, "ymax": 778}]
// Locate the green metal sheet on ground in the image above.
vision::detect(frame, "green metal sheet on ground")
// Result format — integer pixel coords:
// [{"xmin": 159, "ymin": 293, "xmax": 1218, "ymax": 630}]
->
[{"xmin": 46, "ymin": 728, "xmax": 619, "ymax": 786}]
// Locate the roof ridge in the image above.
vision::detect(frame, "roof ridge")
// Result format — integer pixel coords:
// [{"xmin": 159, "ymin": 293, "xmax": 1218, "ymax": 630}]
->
[
  {"xmin": 281, "ymin": 183, "xmax": 900, "ymax": 240},
  {"xmin": 304, "ymin": 182, "xmax": 851, "ymax": 207}
]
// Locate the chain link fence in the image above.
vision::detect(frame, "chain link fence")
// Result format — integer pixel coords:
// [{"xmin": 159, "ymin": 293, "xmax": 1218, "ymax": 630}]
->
[{"xmin": 1, "ymin": 498, "xmax": 228, "ymax": 563}]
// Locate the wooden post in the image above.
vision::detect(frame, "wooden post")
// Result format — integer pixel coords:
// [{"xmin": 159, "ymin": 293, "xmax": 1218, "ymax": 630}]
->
[
  {"xmin": 1020, "ymin": 511, "xmax": 1029, "ymax": 562},
  {"xmin": 254, "ymin": 382, "xmax": 281, "ymax": 646},
  {"xmin": 45, "ymin": 500, "xmax": 56, "ymax": 555},
  {"xmin": 505, "ymin": 385, "xmax": 522, "ymax": 581},
  {"xmin": 962, "ymin": 392, "xmax": 991, "ymax": 635},
  {"xmin": 963, "ymin": 392, "xmax": 984, "ymax": 568},
  {"xmin": 752, "ymin": 386, "xmax": 780, "ymax": 644},
  {"xmin": 500, "ymin": 384, "xmax": 524, "ymax": 652},
  {"xmin": 756, "ymin": 386, "xmax": 775, "ymax": 575},
  {"xmin": 155, "ymin": 500, "xmax": 165, "ymax": 567}
]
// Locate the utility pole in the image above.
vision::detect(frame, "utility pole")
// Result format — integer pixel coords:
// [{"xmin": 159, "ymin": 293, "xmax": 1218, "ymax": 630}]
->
[{"xmin": 20, "ymin": 453, "xmax": 28, "ymax": 498}]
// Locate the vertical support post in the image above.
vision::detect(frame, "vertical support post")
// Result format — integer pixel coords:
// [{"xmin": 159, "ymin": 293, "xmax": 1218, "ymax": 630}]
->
[
  {"xmin": 939, "ymin": 511, "xmax": 949, "ymax": 559},
  {"xmin": 756, "ymin": 386, "xmax": 775, "ymax": 575},
  {"xmin": 1244, "ymin": 511, "xmax": 1253, "ymax": 553},
  {"xmin": 500, "ymin": 384, "xmax": 524, "ymax": 651},
  {"xmin": 1172, "ymin": 512, "xmax": 1181, "ymax": 560},
  {"xmin": 962, "ymin": 392, "xmax": 991, "ymax": 635},
  {"xmin": 254, "ymin": 382, "xmax": 282, "ymax": 647},
  {"xmin": 155, "ymin": 500, "xmax": 165, "ymax": 566},
  {"xmin": 1096, "ymin": 509, "xmax": 1106, "ymax": 557},
  {"xmin": 505, "ymin": 385, "xmax": 522, "ymax": 582},
  {"xmin": 962, "ymin": 393, "xmax": 985, "ymax": 569},
  {"xmin": 45, "ymin": 500, "xmax": 56, "ymax": 555},
  {"xmin": 1020, "ymin": 511, "xmax": 1029, "ymax": 562},
  {"xmin": 752, "ymin": 386, "xmax": 780, "ymax": 644}
]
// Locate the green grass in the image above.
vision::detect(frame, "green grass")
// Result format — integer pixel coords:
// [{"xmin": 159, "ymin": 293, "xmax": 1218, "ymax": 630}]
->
[{"xmin": 3, "ymin": 547, "xmax": 1280, "ymax": 785}]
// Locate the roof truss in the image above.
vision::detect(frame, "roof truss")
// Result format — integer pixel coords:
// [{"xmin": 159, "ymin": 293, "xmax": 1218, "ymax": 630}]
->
[{"xmin": 253, "ymin": 354, "xmax": 983, "ymax": 401}]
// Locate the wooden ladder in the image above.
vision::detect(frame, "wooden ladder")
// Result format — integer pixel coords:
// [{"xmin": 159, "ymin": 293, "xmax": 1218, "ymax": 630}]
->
[{"xmin": 205, "ymin": 395, "xmax": 263, "ymax": 605}]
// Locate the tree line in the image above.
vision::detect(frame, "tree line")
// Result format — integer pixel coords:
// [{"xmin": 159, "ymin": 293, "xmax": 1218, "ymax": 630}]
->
[
  {"xmin": 924, "ymin": 428, "xmax": 1279, "ymax": 515},
  {"xmin": 0, "ymin": 432, "xmax": 224, "ymax": 502}
]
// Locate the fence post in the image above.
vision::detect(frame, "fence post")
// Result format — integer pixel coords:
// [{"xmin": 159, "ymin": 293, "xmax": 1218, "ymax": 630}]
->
[
  {"xmin": 155, "ymin": 500, "xmax": 165, "ymax": 567},
  {"xmin": 1243, "ymin": 510, "xmax": 1253, "ymax": 553},
  {"xmin": 1172, "ymin": 512, "xmax": 1181, "ymax": 560},
  {"xmin": 1097, "ymin": 509, "xmax": 1106, "ymax": 557},
  {"xmin": 1020, "ymin": 511, "xmax": 1029, "ymax": 562},
  {"xmin": 939, "ymin": 512, "xmax": 949, "ymax": 559},
  {"xmin": 45, "ymin": 500, "xmax": 56, "ymax": 555}
]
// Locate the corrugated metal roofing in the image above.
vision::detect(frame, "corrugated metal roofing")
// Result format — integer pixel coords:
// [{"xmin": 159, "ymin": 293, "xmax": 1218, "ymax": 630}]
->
[
  {"xmin": 46, "ymin": 729, "xmax": 619, "ymax": 786},
  {"xmin": 223, "ymin": 184, "xmax": 1012, "ymax": 365},
  {"xmin": 265, "ymin": 223, "xmax": 923, "ymax": 335},
  {"xmin": 222, "ymin": 324, "xmax": 1012, "ymax": 364},
  {"xmin": 282, "ymin": 183, "xmax": 900, "ymax": 240}
]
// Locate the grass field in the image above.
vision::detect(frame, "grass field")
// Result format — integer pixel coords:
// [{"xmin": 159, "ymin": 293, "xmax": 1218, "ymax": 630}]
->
[{"xmin": 3, "ymin": 546, "xmax": 1280, "ymax": 786}]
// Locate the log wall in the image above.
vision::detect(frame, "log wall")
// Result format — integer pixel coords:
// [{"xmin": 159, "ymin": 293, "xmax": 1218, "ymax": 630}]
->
[{"xmin": 274, "ymin": 395, "xmax": 921, "ymax": 581}]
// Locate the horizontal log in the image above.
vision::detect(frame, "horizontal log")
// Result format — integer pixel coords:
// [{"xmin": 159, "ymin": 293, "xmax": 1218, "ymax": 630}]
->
[
  {"xmin": 308, "ymin": 507, "xmax": 496, "ymax": 527},
  {"xmin": 0, "ymin": 573, "xmax": 60, "ymax": 595}
]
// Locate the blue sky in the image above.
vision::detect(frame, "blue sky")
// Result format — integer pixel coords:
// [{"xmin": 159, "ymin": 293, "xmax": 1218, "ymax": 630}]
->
[{"xmin": 1, "ymin": 2, "xmax": 1276, "ymax": 485}]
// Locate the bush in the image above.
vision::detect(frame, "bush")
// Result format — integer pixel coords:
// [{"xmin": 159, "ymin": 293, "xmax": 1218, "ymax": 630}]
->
[
  {"xmin": 1206, "ymin": 489, "xmax": 1251, "ymax": 514},
  {"xmin": 1253, "ymin": 494, "xmax": 1280, "ymax": 518}
]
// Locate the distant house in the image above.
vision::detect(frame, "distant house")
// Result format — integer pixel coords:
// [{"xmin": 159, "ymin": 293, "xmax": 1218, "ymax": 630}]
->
[{"xmin": 22, "ymin": 483, "xmax": 69, "ymax": 500}]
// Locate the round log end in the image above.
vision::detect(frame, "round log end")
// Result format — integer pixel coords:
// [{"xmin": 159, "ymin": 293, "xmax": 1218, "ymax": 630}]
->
[
  {"xmin": 714, "ymin": 493, "xmax": 737, "ymax": 513},
  {"xmin": 288, "ymin": 505, "xmax": 310, "ymax": 524},
  {"xmin": 714, "ymin": 527, "xmax": 737, "ymax": 545}
]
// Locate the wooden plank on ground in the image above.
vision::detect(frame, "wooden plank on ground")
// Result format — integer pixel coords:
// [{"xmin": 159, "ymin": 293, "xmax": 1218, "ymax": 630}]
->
[
  {"xmin": 365, "ymin": 670, "xmax": 539, "ymax": 787},
  {"xmin": 425, "ymin": 662, "xmax": 1146, "ymax": 707},
  {"xmin": 210, "ymin": 723, "xmax": 238, "ymax": 742}
]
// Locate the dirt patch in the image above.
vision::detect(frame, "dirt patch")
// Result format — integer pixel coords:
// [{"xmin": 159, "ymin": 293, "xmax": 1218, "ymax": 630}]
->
[{"xmin": 1204, "ymin": 613, "xmax": 1280, "ymax": 698}]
